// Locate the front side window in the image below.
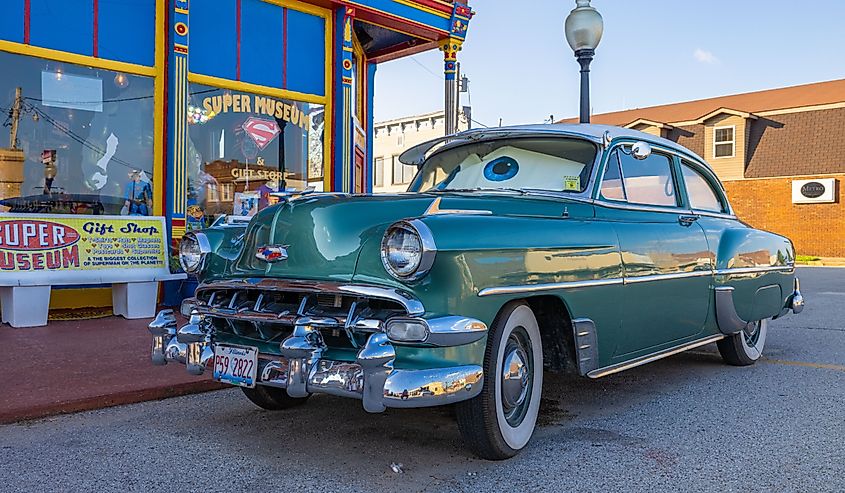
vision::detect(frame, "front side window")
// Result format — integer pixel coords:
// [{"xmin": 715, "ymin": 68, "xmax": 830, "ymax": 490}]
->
[
  {"xmin": 409, "ymin": 137, "xmax": 597, "ymax": 193},
  {"xmin": 681, "ymin": 161, "xmax": 724, "ymax": 213},
  {"xmin": 713, "ymin": 126, "xmax": 735, "ymax": 158},
  {"xmin": 600, "ymin": 150, "xmax": 626, "ymax": 201},
  {"xmin": 186, "ymin": 83, "xmax": 324, "ymax": 222},
  {"xmin": 611, "ymin": 147, "xmax": 679, "ymax": 207},
  {"xmin": 0, "ymin": 51, "xmax": 155, "ymax": 215}
]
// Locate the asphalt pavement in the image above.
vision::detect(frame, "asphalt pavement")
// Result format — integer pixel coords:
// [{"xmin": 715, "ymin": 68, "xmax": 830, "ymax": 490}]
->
[{"xmin": 0, "ymin": 267, "xmax": 842, "ymax": 493}]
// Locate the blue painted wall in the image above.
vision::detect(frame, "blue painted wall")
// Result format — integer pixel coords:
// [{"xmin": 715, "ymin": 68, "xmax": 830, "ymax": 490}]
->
[
  {"xmin": 0, "ymin": 1, "xmax": 25, "ymax": 43},
  {"xmin": 240, "ymin": 0, "xmax": 284, "ymax": 88},
  {"xmin": 189, "ymin": 0, "xmax": 238, "ymax": 80},
  {"xmin": 0, "ymin": 0, "xmax": 156, "ymax": 67},
  {"xmin": 98, "ymin": 0, "xmax": 156, "ymax": 66},
  {"xmin": 188, "ymin": 0, "xmax": 325, "ymax": 96},
  {"xmin": 30, "ymin": 0, "xmax": 94, "ymax": 56},
  {"xmin": 286, "ymin": 8, "xmax": 325, "ymax": 96}
]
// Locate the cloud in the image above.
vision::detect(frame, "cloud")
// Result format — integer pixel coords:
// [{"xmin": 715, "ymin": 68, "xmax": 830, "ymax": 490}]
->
[{"xmin": 693, "ymin": 48, "xmax": 719, "ymax": 64}]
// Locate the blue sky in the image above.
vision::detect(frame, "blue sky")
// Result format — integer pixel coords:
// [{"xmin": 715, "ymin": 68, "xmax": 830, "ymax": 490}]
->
[{"xmin": 373, "ymin": 0, "xmax": 845, "ymax": 127}]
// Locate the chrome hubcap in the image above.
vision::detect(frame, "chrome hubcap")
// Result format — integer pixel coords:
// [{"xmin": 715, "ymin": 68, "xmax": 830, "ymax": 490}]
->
[
  {"xmin": 500, "ymin": 327, "xmax": 533, "ymax": 426},
  {"xmin": 743, "ymin": 320, "xmax": 761, "ymax": 346}
]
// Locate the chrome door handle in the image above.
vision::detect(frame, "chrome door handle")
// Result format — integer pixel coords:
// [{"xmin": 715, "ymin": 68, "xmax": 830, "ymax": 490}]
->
[{"xmin": 678, "ymin": 215, "xmax": 699, "ymax": 226}]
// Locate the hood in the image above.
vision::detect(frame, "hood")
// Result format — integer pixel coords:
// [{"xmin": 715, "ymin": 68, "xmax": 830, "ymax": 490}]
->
[{"xmin": 230, "ymin": 191, "xmax": 592, "ymax": 281}]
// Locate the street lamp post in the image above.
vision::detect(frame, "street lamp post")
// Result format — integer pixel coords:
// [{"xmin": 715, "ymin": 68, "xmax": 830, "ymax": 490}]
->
[{"xmin": 564, "ymin": 0, "xmax": 603, "ymax": 124}]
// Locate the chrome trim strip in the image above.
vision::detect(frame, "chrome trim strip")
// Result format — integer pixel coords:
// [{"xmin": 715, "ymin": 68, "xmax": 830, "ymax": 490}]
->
[
  {"xmin": 477, "ymin": 278, "xmax": 624, "ymax": 297},
  {"xmin": 587, "ymin": 334, "xmax": 726, "ymax": 379},
  {"xmin": 624, "ymin": 270, "xmax": 712, "ymax": 284},
  {"xmin": 195, "ymin": 279, "xmax": 425, "ymax": 316},
  {"xmin": 478, "ymin": 265, "xmax": 795, "ymax": 297},
  {"xmin": 423, "ymin": 197, "xmax": 492, "ymax": 216},
  {"xmin": 715, "ymin": 265, "xmax": 794, "ymax": 276}
]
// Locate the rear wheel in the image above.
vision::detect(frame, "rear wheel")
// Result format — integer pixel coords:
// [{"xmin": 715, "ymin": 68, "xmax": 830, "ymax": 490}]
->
[
  {"xmin": 717, "ymin": 318, "xmax": 768, "ymax": 366},
  {"xmin": 456, "ymin": 302, "xmax": 543, "ymax": 460},
  {"xmin": 241, "ymin": 386, "xmax": 310, "ymax": 410}
]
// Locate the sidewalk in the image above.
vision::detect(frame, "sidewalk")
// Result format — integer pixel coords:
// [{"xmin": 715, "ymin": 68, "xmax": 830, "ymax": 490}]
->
[
  {"xmin": 1, "ymin": 314, "xmax": 224, "ymax": 424},
  {"xmin": 796, "ymin": 257, "xmax": 845, "ymax": 267}
]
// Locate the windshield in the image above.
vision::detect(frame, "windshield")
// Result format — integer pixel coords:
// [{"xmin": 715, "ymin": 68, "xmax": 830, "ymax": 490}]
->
[{"xmin": 407, "ymin": 137, "xmax": 598, "ymax": 193}]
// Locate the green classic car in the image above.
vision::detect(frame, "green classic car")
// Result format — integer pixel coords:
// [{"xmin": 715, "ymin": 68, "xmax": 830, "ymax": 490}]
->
[{"xmin": 149, "ymin": 124, "xmax": 804, "ymax": 460}]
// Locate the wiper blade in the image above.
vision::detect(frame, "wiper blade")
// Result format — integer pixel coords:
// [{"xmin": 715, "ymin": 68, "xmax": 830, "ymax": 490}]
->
[{"xmin": 428, "ymin": 187, "xmax": 527, "ymax": 195}]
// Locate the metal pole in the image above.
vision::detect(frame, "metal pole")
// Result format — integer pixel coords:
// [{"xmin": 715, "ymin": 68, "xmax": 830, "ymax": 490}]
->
[
  {"xmin": 575, "ymin": 49, "xmax": 594, "ymax": 124},
  {"xmin": 444, "ymin": 75, "xmax": 456, "ymax": 134}
]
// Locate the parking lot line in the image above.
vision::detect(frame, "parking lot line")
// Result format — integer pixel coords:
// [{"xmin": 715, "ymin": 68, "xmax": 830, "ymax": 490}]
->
[{"xmin": 762, "ymin": 358, "xmax": 845, "ymax": 372}]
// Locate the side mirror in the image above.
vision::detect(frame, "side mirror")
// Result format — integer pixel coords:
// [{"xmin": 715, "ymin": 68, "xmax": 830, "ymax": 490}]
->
[{"xmin": 631, "ymin": 142, "xmax": 652, "ymax": 160}]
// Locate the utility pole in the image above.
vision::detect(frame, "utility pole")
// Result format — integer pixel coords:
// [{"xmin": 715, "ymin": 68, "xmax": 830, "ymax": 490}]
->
[{"xmin": 9, "ymin": 87, "xmax": 22, "ymax": 149}]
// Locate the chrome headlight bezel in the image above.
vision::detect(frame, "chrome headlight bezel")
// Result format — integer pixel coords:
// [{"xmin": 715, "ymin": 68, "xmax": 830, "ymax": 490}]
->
[
  {"xmin": 380, "ymin": 219, "xmax": 436, "ymax": 282},
  {"xmin": 178, "ymin": 232, "xmax": 211, "ymax": 274}
]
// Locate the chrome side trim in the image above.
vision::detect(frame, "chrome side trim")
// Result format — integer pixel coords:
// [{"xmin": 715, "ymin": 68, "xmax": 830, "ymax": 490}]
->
[
  {"xmin": 624, "ymin": 270, "xmax": 711, "ymax": 284},
  {"xmin": 478, "ymin": 278, "xmax": 623, "ymax": 297},
  {"xmin": 715, "ymin": 265, "xmax": 794, "ymax": 276},
  {"xmin": 587, "ymin": 334, "xmax": 726, "ymax": 379},
  {"xmin": 423, "ymin": 197, "xmax": 492, "ymax": 216},
  {"xmin": 478, "ymin": 266, "xmax": 794, "ymax": 297}
]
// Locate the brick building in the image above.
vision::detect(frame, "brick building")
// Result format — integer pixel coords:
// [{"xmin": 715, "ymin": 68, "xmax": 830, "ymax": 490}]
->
[{"xmin": 562, "ymin": 79, "xmax": 845, "ymax": 257}]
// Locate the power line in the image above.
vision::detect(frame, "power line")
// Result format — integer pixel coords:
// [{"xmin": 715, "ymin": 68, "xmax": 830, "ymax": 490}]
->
[{"xmin": 410, "ymin": 57, "xmax": 443, "ymax": 81}]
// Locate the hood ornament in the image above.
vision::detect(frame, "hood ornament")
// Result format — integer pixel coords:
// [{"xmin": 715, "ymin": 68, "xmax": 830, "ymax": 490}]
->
[{"xmin": 256, "ymin": 245, "xmax": 289, "ymax": 262}]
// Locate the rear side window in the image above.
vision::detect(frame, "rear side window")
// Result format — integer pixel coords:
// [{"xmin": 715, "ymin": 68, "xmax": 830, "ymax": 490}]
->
[
  {"xmin": 609, "ymin": 147, "xmax": 678, "ymax": 207},
  {"xmin": 681, "ymin": 161, "xmax": 724, "ymax": 213}
]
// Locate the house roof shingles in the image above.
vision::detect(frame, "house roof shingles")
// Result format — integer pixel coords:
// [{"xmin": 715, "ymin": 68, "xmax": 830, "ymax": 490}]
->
[{"xmin": 559, "ymin": 78, "xmax": 845, "ymax": 126}]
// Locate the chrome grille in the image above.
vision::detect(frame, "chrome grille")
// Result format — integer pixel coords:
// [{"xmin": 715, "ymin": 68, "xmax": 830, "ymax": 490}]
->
[{"xmin": 191, "ymin": 279, "xmax": 414, "ymax": 349}]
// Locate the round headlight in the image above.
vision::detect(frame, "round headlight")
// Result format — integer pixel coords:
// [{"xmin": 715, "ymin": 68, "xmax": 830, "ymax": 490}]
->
[
  {"xmin": 179, "ymin": 233, "xmax": 210, "ymax": 273},
  {"xmin": 381, "ymin": 220, "xmax": 436, "ymax": 282}
]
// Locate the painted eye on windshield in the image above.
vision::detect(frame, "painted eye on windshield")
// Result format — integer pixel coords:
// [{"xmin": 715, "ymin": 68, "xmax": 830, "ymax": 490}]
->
[{"xmin": 483, "ymin": 156, "xmax": 519, "ymax": 182}]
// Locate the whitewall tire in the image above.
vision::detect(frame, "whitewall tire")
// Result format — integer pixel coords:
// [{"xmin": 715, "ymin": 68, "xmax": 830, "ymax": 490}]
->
[
  {"xmin": 718, "ymin": 318, "xmax": 768, "ymax": 366},
  {"xmin": 456, "ymin": 301, "xmax": 543, "ymax": 460}
]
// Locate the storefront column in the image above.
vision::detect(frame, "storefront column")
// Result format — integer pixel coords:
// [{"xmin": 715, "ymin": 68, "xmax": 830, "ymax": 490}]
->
[
  {"xmin": 333, "ymin": 6, "xmax": 355, "ymax": 193},
  {"xmin": 439, "ymin": 38, "xmax": 462, "ymax": 136},
  {"xmin": 167, "ymin": 0, "xmax": 190, "ymax": 240}
]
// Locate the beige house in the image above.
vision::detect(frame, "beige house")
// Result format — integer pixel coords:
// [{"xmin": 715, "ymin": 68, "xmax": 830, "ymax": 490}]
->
[
  {"xmin": 561, "ymin": 78, "xmax": 845, "ymax": 257},
  {"xmin": 372, "ymin": 110, "xmax": 469, "ymax": 193}
]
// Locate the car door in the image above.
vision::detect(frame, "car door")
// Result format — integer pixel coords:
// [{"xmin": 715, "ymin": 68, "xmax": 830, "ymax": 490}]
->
[{"xmin": 596, "ymin": 144, "xmax": 712, "ymax": 357}]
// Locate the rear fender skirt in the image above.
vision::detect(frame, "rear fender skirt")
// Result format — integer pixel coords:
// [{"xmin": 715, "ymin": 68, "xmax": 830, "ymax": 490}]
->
[{"xmin": 714, "ymin": 286, "xmax": 752, "ymax": 335}]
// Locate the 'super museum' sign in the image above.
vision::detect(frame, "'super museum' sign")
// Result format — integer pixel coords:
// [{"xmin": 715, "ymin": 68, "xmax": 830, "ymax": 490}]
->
[
  {"xmin": 0, "ymin": 215, "xmax": 167, "ymax": 276},
  {"xmin": 202, "ymin": 93, "xmax": 310, "ymax": 129}
]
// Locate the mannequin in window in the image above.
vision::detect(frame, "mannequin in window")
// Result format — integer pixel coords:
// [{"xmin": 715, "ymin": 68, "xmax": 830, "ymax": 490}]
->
[{"xmin": 123, "ymin": 169, "xmax": 152, "ymax": 215}]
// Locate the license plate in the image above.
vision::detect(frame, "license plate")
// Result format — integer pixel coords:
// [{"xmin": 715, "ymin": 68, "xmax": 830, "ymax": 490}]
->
[{"xmin": 213, "ymin": 344, "xmax": 258, "ymax": 388}]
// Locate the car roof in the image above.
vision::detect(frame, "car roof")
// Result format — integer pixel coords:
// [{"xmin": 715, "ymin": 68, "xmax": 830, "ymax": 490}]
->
[{"xmin": 399, "ymin": 123, "xmax": 711, "ymax": 171}]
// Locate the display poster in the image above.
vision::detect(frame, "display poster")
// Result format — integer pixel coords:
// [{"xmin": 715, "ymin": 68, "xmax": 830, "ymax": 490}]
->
[
  {"xmin": 0, "ymin": 214, "xmax": 167, "ymax": 273},
  {"xmin": 233, "ymin": 192, "xmax": 259, "ymax": 217}
]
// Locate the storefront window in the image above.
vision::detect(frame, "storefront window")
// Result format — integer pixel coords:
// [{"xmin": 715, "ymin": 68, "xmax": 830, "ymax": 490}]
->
[
  {"xmin": 0, "ymin": 51, "xmax": 155, "ymax": 215},
  {"xmin": 186, "ymin": 83, "xmax": 325, "ymax": 223}
]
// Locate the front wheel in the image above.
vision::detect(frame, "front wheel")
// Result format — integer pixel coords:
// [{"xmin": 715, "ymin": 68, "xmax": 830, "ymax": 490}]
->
[
  {"xmin": 456, "ymin": 302, "xmax": 543, "ymax": 460},
  {"xmin": 717, "ymin": 318, "xmax": 768, "ymax": 366},
  {"xmin": 241, "ymin": 385, "xmax": 310, "ymax": 410}
]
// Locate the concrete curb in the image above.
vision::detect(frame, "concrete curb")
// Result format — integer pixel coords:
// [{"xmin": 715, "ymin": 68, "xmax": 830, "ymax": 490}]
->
[{"xmin": 0, "ymin": 380, "xmax": 226, "ymax": 425}]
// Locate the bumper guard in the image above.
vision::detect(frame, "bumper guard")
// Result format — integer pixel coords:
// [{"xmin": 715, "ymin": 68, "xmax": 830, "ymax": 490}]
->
[{"xmin": 148, "ymin": 309, "xmax": 485, "ymax": 411}]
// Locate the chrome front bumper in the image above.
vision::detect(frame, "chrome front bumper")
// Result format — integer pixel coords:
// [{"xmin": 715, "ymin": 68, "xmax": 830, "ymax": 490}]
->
[{"xmin": 148, "ymin": 309, "xmax": 485, "ymax": 412}]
